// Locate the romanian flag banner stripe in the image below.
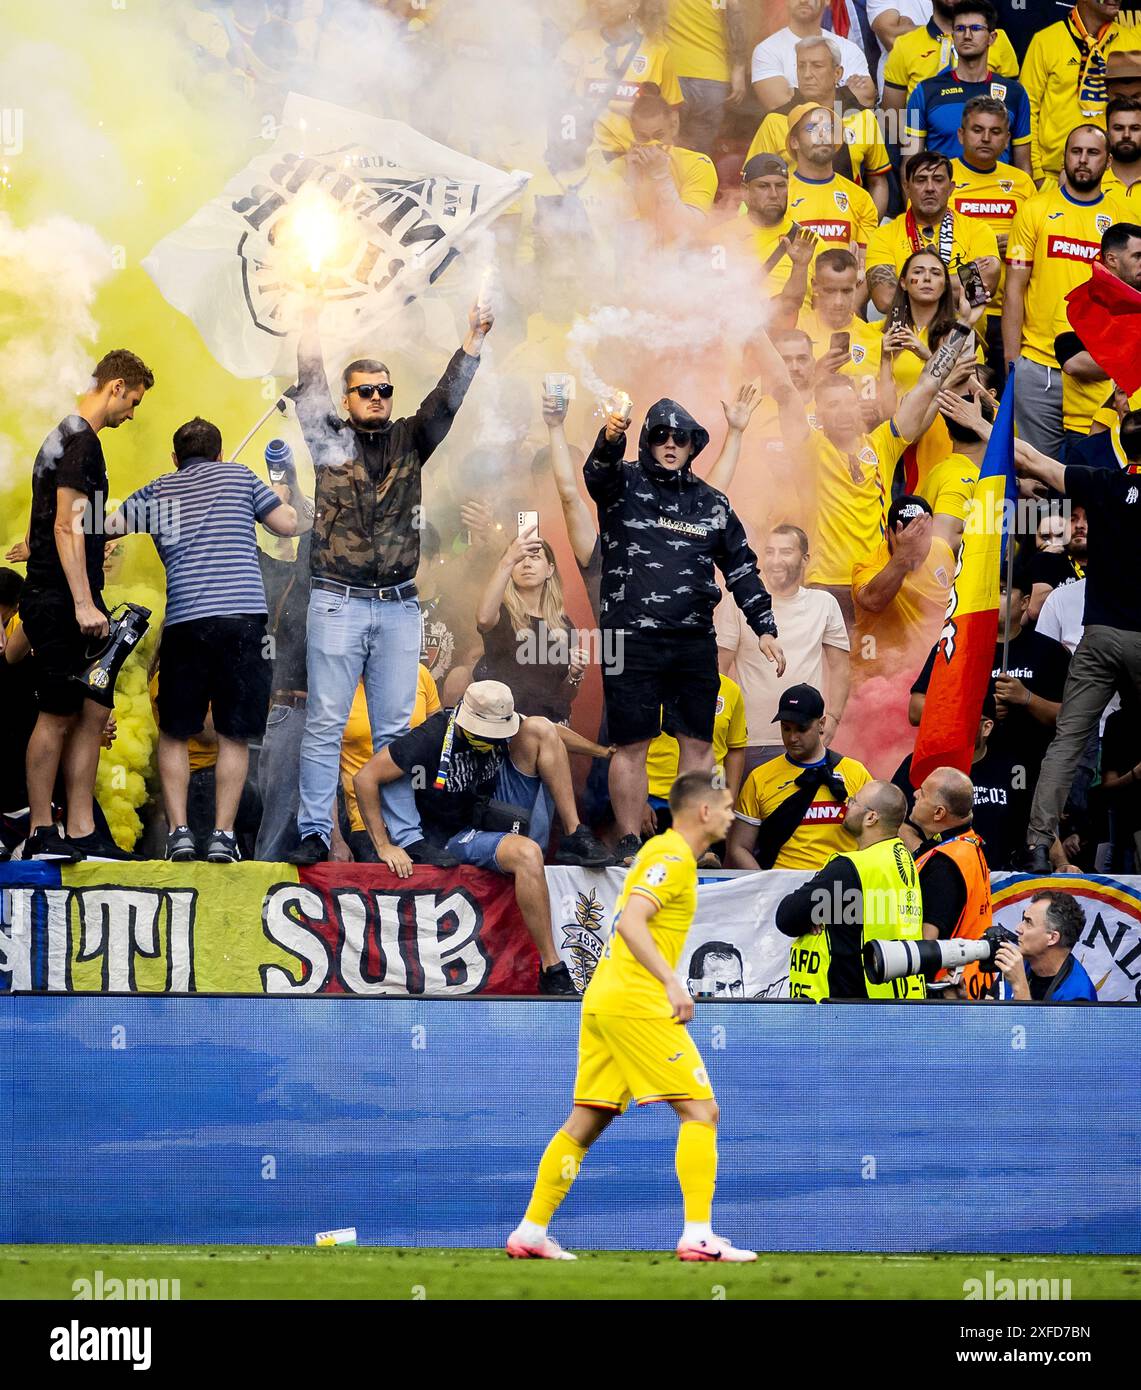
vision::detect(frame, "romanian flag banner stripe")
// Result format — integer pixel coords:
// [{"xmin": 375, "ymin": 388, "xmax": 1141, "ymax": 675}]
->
[
  {"xmin": 910, "ymin": 368, "xmax": 1017, "ymax": 788},
  {"xmin": 1065, "ymin": 258, "xmax": 1141, "ymax": 398}
]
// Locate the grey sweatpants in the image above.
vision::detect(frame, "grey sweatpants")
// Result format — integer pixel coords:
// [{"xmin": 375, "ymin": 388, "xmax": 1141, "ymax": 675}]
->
[
  {"xmin": 1028, "ymin": 625, "xmax": 1141, "ymax": 846},
  {"xmin": 1013, "ymin": 356, "xmax": 1065, "ymax": 462}
]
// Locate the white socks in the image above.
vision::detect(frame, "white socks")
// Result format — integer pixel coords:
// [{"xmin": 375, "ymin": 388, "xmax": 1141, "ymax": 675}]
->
[{"xmin": 682, "ymin": 1221, "xmax": 713, "ymax": 1243}]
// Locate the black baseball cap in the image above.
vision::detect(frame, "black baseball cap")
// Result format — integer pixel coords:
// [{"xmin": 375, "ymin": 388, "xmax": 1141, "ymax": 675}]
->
[
  {"xmin": 742, "ymin": 153, "xmax": 788, "ymax": 182},
  {"xmin": 887, "ymin": 494, "xmax": 933, "ymax": 531},
  {"xmin": 772, "ymin": 683, "xmax": 826, "ymax": 725}
]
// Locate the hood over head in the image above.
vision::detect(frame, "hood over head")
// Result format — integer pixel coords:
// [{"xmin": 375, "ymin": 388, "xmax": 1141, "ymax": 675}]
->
[{"xmin": 637, "ymin": 398, "xmax": 709, "ymax": 481}]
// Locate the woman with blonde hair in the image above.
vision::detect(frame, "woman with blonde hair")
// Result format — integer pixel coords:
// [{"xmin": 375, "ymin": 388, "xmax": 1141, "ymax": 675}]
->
[{"xmin": 474, "ymin": 527, "xmax": 587, "ymax": 724}]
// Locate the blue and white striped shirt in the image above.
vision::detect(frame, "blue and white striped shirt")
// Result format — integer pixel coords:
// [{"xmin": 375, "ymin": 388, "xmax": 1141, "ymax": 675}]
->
[{"xmin": 120, "ymin": 458, "xmax": 281, "ymax": 626}]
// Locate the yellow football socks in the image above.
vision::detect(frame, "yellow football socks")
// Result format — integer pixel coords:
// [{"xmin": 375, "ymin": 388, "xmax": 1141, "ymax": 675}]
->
[
  {"xmin": 524, "ymin": 1128, "xmax": 589, "ymax": 1227},
  {"xmin": 675, "ymin": 1120, "xmax": 717, "ymax": 1223}
]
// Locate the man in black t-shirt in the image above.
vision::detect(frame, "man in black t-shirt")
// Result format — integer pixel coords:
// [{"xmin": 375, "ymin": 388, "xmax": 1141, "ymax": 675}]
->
[
  {"xmin": 894, "ymin": 693, "xmax": 1029, "ymax": 869},
  {"xmin": 352, "ymin": 680, "xmax": 610, "ymax": 994},
  {"xmin": 909, "ymin": 571, "xmax": 1069, "ymax": 776},
  {"xmin": 20, "ymin": 349, "xmax": 153, "ymax": 862},
  {"xmin": 1016, "ymin": 441, "xmax": 1141, "ymax": 870}
]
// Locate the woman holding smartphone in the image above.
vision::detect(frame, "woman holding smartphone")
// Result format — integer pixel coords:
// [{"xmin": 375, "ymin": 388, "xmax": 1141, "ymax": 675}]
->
[{"xmin": 473, "ymin": 526, "xmax": 589, "ymax": 724}]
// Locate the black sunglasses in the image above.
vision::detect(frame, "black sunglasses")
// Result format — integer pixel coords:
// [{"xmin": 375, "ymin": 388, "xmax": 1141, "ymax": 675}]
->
[
  {"xmin": 349, "ymin": 382, "xmax": 394, "ymax": 399},
  {"xmin": 648, "ymin": 425, "xmax": 692, "ymax": 448}
]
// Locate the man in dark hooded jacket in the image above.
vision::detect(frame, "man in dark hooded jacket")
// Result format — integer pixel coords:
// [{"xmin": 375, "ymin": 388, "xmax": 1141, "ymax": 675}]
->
[{"xmin": 584, "ymin": 396, "xmax": 786, "ymax": 862}]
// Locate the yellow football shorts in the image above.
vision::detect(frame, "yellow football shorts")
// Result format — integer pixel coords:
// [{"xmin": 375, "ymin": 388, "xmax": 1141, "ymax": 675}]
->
[{"xmin": 572, "ymin": 1012, "xmax": 715, "ymax": 1112}]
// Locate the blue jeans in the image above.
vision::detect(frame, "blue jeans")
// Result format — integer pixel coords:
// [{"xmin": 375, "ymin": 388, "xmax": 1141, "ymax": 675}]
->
[
  {"xmin": 297, "ymin": 585, "xmax": 423, "ymax": 847},
  {"xmin": 255, "ymin": 701, "xmax": 306, "ymax": 861},
  {"xmin": 444, "ymin": 761, "xmax": 552, "ymax": 870}
]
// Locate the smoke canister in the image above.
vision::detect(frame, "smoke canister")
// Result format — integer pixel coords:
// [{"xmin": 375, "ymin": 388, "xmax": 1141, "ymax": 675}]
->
[
  {"xmin": 610, "ymin": 389, "xmax": 632, "ymax": 421},
  {"xmin": 315, "ymin": 1227, "xmax": 358, "ymax": 1247}
]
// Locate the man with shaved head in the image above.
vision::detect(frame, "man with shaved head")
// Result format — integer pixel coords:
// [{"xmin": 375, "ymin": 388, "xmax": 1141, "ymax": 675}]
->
[
  {"xmin": 910, "ymin": 766, "xmax": 994, "ymax": 1000},
  {"xmin": 775, "ymin": 779, "xmax": 925, "ymax": 1000}
]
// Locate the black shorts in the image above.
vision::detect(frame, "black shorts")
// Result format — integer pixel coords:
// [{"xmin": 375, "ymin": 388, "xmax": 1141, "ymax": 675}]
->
[
  {"xmin": 157, "ymin": 614, "xmax": 272, "ymax": 741},
  {"xmin": 602, "ymin": 631, "xmax": 720, "ymax": 747},
  {"xmin": 20, "ymin": 587, "xmax": 108, "ymax": 717}
]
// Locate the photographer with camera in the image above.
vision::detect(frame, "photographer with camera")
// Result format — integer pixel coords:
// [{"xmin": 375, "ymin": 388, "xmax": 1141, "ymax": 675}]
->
[
  {"xmin": 994, "ymin": 891, "xmax": 1098, "ymax": 1001},
  {"xmin": 775, "ymin": 780, "xmax": 926, "ymax": 1001}
]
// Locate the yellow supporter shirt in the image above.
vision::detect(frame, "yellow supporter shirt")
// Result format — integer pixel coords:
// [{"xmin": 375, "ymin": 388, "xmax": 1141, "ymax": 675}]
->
[
  {"xmin": 799, "ymin": 307, "xmax": 883, "ymax": 406},
  {"xmin": 851, "ymin": 534, "xmax": 956, "ymax": 670},
  {"xmin": 919, "ymin": 451, "xmax": 980, "ymax": 523},
  {"xmin": 1022, "ymin": 15, "xmax": 1126, "ymax": 182},
  {"xmin": 341, "ymin": 666, "xmax": 441, "ymax": 833},
  {"xmin": 806, "ymin": 418, "xmax": 907, "ymax": 587},
  {"xmin": 866, "ymin": 207, "xmax": 999, "ymax": 281},
  {"xmin": 583, "ymin": 827, "xmax": 698, "ymax": 1018},
  {"xmin": 613, "ymin": 141, "xmax": 718, "ymax": 212},
  {"xmin": 1101, "ymin": 167, "xmax": 1141, "ymax": 201},
  {"xmin": 665, "ymin": 0, "xmax": 729, "ymax": 83},
  {"xmin": 734, "ymin": 753, "xmax": 873, "ymax": 872},
  {"xmin": 747, "ymin": 107, "xmax": 890, "ymax": 189},
  {"xmin": 646, "ymin": 675, "xmax": 747, "ymax": 800},
  {"xmin": 710, "ymin": 206, "xmax": 822, "ymax": 293},
  {"xmin": 558, "ymin": 26, "xmax": 683, "ymax": 156},
  {"xmin": 788, "ymin": 169, "xmax": 878, "ymax": 250},
  {"xmin": 950, "ymin": 157, "xmax": 1037, "ymax": 315},
  {"xmin": 1007, "ymin": 184, "xmax": 1131, "ymax": 368},
  {"xmin": 883, "ymin": 19, "xmax": 1020, "ymax": 100}
]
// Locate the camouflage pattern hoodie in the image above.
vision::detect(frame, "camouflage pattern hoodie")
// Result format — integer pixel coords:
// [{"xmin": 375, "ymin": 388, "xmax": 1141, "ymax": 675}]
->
[
  {"xmin": 294, "ymin": 325, "xmax": 479, "ymax": 587},
  {"xmin": 583, "ymin": 397, "xmax": 777, "ymax": 639}
]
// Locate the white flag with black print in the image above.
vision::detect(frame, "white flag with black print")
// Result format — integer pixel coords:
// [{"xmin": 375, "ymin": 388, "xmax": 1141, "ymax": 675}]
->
[{"xmin": 143, "ymin": 93, "xmax": 529, "ymax": 378}]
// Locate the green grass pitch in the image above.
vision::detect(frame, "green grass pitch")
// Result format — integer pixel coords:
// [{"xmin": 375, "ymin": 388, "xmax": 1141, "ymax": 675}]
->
[{"xmin": 1, "ymin": 1247, "xmax": 1138, "ymax": 1300}]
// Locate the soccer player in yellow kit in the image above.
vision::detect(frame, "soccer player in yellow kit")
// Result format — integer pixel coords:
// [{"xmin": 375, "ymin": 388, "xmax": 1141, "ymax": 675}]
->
[{"xmin": 507, "ymin": 771, "xmax": 756, "ymax": 1263}]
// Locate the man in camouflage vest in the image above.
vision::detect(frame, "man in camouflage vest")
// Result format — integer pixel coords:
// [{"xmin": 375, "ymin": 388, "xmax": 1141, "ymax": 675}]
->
[{"xmin": 288, "ymin": 297, "xmax": 492, "ymax": 864}]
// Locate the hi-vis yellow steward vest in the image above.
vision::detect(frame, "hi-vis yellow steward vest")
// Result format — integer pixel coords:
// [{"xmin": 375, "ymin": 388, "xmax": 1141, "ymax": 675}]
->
[{"xmin": 788, "ymin": 837, "xmax": 925, "ymax": 1001}]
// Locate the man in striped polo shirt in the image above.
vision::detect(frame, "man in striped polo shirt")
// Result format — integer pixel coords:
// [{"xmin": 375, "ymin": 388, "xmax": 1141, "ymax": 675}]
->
[{"xmin": 108, "ymin": 417, "xmax": 307, "ymax": 862}]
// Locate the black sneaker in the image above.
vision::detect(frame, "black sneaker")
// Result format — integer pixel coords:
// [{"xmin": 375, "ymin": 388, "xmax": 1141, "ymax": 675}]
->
[
  {"xmin": 23, "ymin": 825, "xmax": 82, "ymax": 862},
  {"xmin": 405, "ymin": 838, "xmax": 460, "ymax": 868},
  {"xmin": 68, "ymin": 831, "xmax": 136, "ymax": 861},
  {"xmin": 539, "ymin": 961, "xmax": 578, "ymax": 996},
  {"xmin": 165, "ymin": 826, "xmax": 197, "ymax": 862},
  {"xmin": 288, "ymin": 833, "xmax": 328, "ymax": 865},
  {"xmin": 614, "ymin": 833, "xmax": 643, "ymax": 867},
  {"xmin": 206, "ymin": 830, "xmax": 242, "ymax": 864},
  {"xmin": 554, "ymin": 825, "xmax": 613, "ymax": 868},
  {"xmin": 1020, "ymin": 843, "xmax": 1052, "ymax": 875}
]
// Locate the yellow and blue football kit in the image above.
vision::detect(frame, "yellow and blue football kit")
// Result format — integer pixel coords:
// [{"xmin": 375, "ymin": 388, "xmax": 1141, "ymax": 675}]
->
[{"xmin": 575, "ymin": 828, "xmax": 713, "ymax": 1111}]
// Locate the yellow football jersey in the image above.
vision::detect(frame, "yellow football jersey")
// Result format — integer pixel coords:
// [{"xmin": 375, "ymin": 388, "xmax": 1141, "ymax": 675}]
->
[
  {"xmin": 645, "ymin": 675, "xmax": 747, "ymax": 800},
  {"xmin": 1102, "ymin": 167, "xmax": 1141, "ymax": 201},
  {"xmin": 883, "ymin": 19, "xmax": 1020, "ymax": 99},
  {"xmin": 787, "ymin": 169, "xmax": 878, "ymax": 250},
  {"xmin": 798, "ymin": 308, "xmax": 883, "ymax": 405},
  {"xmin": 805, "ymin": 419, "xmax": 906, "ymax": 587},
  {"xmin": 918, "ymin": 450, "xmax": 980, "ymax": 522},
  {"xmin": 734, "ymin": 754, "xmax": 872, "ymax": 872},
  {"xmin": 583, "ymin": 828, "xmax": 698, "ymax": 1019},
  {"xmin": 558, "ymin": 26, "xmax": 683, "ymax": 156},
  {"xmin": 866, "ymin": 208, "xmax": 999, "ymax": 281},
  {"xmin": 1007, "ymin": 184, "xmax": 1132, "ymax": 368},
  {"xmin": 1022, "ymin": 16, "xmax": 1127, "ymax": 181},
  {"xmin": 949, "ymin": 157, "xmax": 1037, "ymax": 314},
  {"xmin": 746, "ymin": 107, "xmax": 890, "ymax": 189},
  {"xmin": 665, "ymin": 0, "xmax": 730, "ymax": 83}
]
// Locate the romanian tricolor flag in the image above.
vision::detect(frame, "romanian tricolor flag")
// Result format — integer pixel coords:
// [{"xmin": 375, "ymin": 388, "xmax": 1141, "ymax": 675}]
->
[
  {"xmin": 1066, "ymin": 259, "xmax": 1141, "ymax": 397},
  {"xmin": 910, "ymin": 370, "xmax": 1017, "ymax": 788}
]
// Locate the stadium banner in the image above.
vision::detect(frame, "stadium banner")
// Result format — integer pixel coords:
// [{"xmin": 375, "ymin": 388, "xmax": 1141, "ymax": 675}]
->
[
  {"xmin": 142, "ymin": 93, "xmax": 530, "ymax": 378},
  {"xmin": 2, "ymin": 862, "xmax": 1140, "ymax": 1000}
]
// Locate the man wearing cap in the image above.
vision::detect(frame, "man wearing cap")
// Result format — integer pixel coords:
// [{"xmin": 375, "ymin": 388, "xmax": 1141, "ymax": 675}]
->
[
  {"xmin": 746, "ymin": 35, "xmax": 891, "ymax": 216},
  {"xmin": 353, "ymin": 680, "xmax": 611, "ymax": 995},
  {"xmin": 866, "ymin": 150, "xmax": 1000, "ymax": 314},
  {"xmin": 725, "ymin": 683, "xmax": 872, "ymax": 872},
  {"xmin": 851, "ymin": 494, "xmax": 955, "ymax": 677},
  {"xmin": 1105, "ymin": 48, "xmax": 1141, "ymax": 103},
  {"xmin": 586, "ymin": 386, "xmax": 786, "ymax": 866},
  {"xmin": 715, "ymin": 153, "xmax": 822, "ymax": 314},
  {"xmin": 786, "ymin": 103, "xmax": 879, "ymax": 280}
]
